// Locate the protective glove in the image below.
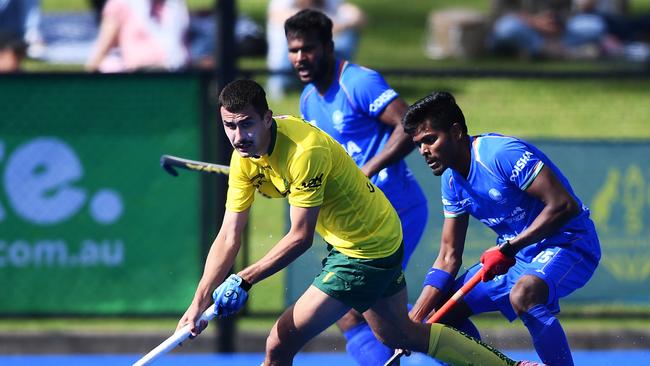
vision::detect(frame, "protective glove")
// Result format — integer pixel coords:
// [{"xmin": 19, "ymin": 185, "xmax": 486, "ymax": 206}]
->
[
  {"xmin": 212, "ymin": 274, "xmax": 251, "ymax": 317},
  {"xmin": 479, "ymin": 246, "xmax": 516, "ymax": 282}
]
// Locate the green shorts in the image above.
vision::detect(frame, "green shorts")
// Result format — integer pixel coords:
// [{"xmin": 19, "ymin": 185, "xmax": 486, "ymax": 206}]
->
[{"xmin": 312, "ymin": 243, "xmax": 406, "ymax": 313}]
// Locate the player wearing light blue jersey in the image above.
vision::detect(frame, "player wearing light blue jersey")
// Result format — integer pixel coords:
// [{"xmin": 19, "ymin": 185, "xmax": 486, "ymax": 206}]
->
[
  {"xmin": 284, "ymin": 9, "xmax": 428, "ymax": 366},
  {"xmin": 298, "ymin": 61, "xmax": 427, "ymax": 249},
  {"xmin": 403, "ymin": 91, "xmax": 601, "ymax": 366}
]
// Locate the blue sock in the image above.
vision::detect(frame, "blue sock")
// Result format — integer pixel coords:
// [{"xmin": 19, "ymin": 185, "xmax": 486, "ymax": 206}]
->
[
  {"xmin": 343, "ymin": 322, "xmax": 393, "ymax": 366},
  {"xmin": 520, "ymin": 304, "xmax": 574, "ymax": 366},
  {"xmin": 450, "ymin": 318, "xmax": 481, "ymax": 340}
]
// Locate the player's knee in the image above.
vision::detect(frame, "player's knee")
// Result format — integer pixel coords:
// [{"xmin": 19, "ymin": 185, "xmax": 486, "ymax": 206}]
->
[
  {"xmin": 509, "ymin": 275, "xmax": 548, "ymax": 315},
  {"xmin": 265, "ymin": 333, "xmax": 281, "ymax": 357},
  {"xmin": 265, "ymin": 333, "xmax": 293, "ymax": 362}
]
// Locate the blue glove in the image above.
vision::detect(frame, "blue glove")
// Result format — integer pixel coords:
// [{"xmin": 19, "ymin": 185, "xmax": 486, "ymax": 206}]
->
[{"xmin": 212, "ymin": 274, "xmax": 251, "ymax": 317}]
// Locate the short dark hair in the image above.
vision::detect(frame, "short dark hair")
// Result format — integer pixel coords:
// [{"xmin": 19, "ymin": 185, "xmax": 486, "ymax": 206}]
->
[
  {"xmin": 402, "ymin": 91, "xmax": 467, "ymax": 135},
  {"xmin": 284, "ymin": 9, "xmax": 333, "ymax": 45},
  {"xmin": 219, "ymin": 79, "xmax": 269, "ymax": 118}
]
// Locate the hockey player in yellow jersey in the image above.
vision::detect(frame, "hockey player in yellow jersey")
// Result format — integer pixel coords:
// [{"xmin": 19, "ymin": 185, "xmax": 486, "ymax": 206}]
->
[{"xmin": 175, "ymin": 79, "xmax": 541, "ymax": 366}]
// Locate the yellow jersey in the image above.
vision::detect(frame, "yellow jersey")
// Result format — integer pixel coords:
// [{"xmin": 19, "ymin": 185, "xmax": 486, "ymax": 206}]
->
[{"xmin": 226, "ymin": 115, "xmax": 402, "ymax": 259}]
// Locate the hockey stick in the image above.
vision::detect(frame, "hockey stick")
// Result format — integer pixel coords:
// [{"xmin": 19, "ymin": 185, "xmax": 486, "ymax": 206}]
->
[
  {"xmin": 383, "ymin": 268, "xmax": 485, "ymax": 366},
  {"xmin": 160, "ymin": 154, "xmax": 230, "ymax": 176},
  {"xmin": 132, "ymin": 304, "xmax": 217, "ymax": 366}
]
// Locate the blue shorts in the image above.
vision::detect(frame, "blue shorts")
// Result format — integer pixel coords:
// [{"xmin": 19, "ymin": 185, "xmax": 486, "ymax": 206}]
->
[
  {"xmin": 456, "ymin": 234, "xmax": 600, "ymax": 321},
  {"xmin": 397, "ymin": 201, "xmax": 428, "ymax": 269}
]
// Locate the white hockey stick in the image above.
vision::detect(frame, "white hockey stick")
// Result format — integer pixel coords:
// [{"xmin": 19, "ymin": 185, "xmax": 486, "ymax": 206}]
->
[{"xmin": 132, "ymin": 304, "xmax": 217, "ymax": 366}]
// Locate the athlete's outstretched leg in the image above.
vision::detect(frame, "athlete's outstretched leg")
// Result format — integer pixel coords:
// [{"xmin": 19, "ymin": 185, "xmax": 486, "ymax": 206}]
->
[
  {"xmin": 428, "ymin": 323, "xmax": 519, "ymax": 366},
  {"xmin": 364, "ymin": 288, "xmax": 527, "ymax": 366}
]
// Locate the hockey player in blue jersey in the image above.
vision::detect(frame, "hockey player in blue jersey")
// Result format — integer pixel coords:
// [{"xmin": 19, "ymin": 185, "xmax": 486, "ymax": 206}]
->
[
  {"xmin": 283, "ymin": 9, "xmax": 428, "ymax": 366},
  {"xmin": 402, "ymin": 91, "xmax": 601, "ymax": 366}
]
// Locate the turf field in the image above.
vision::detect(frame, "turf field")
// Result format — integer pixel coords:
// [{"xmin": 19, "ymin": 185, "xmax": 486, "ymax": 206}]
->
[{"xmin": 2, "ymin": 349, "xmax": 650, "ymax": 365}]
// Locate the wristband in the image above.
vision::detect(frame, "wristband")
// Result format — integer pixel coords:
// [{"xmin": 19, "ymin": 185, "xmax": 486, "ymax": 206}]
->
[
  {"xmin": 238, "ymin": 276, "xmax": 253, "ymax": 291},
  {"xmin": 422, "ymin": 268, "xmax": 453, "ymax": 293},
  {"xmin": 499, "ymin": 240, "xmax": 519, "ymax": 257}
]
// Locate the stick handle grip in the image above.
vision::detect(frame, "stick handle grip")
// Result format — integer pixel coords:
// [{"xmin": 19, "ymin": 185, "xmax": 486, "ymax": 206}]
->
[{"xmin": 132, "ymin": 304, "xmax": 217, "ymax": 366}]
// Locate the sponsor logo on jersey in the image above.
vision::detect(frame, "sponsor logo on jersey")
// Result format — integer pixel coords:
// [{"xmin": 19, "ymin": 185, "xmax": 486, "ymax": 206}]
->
[
  {"xmin": 296, "ymin": 173, "xmax": 324, "ymax": 191},
  {"xmin": 251, "ymin": 174, "xmax": 266, "ymax": 188},
  {"xmin": 505, "ymin": 206, "xmax": 526, "ymax": 223},
  {"xmin": 479, "ymin": 206, "xmax": 526, "ymax": 227},
  {"xmin": 480, "ymin": 217, "xmax": 504, "ymax": 226},
  {"xmin": 510, "ymin": 151, "xmax": 534, "ymax": 182},
  {"xmin": 369, "ymin": 89, "xmax": 397, "ymax": 113},
  {"xmin": 488, "ymin": 188, "xmax": 503, "ymax": 201},
  {"xmin": 251, "ymin": 174, "xmax": 288, "ymax": 198}
]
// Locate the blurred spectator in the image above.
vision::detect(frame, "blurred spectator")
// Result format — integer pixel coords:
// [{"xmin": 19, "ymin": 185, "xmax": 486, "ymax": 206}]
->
[
  {"xmin": 0, "ymin": 31, "xmax": 26, "ymax": 72},
  {"xmin": 85, "ymin": 0, "xmax": 190, "ymax": 72},
  {"xmin": 266, "ymin": 0, "xmax": 366, "ymax": 100},
  {"xmin": 572, "ymin": 0, "xmax": 650, "ymax": 61},
  {"xmin": 566, "ymin": 0, "xmax": 611, "ymax": 53},
  {"xmin": 188, "ymin": 10, "xmax": 267, "ymax": 69},
  {"xmin": 489, "ymin": 0, "xmax": 650, "ymax": 60},
  {"xmin": 488, "ymin": 0, "xmax": 574, "ymax": 59},
  {"xmin": 0, "ymin": 0, "xmax": 45, "ymax": 59}
]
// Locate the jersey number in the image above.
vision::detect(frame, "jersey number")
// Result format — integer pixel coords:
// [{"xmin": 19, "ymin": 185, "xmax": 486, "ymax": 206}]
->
[{"xmin": 533, "ymin": 249, "xmax": 556, "ymax": 264}]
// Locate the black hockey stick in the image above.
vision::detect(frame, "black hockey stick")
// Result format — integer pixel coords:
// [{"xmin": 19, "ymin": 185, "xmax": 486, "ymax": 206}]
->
[{"xmin": 160, "ymin": 154, "xmax": 230, "ymax": 177}]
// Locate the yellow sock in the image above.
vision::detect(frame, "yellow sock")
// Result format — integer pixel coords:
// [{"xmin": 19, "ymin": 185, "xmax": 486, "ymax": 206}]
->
[{"xmin": 427, "ymin": 323, "xmax": 517, "ymax": 366}]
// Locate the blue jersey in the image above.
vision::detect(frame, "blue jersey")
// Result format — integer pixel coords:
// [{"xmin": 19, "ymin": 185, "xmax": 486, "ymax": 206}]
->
[
  {"xmin": 299, "ymin": 60, "xmax": 425, "ymax": 213},
  {"xmin": 441, "ymin": 134, "xmax": 600, "ymax": 261}
]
